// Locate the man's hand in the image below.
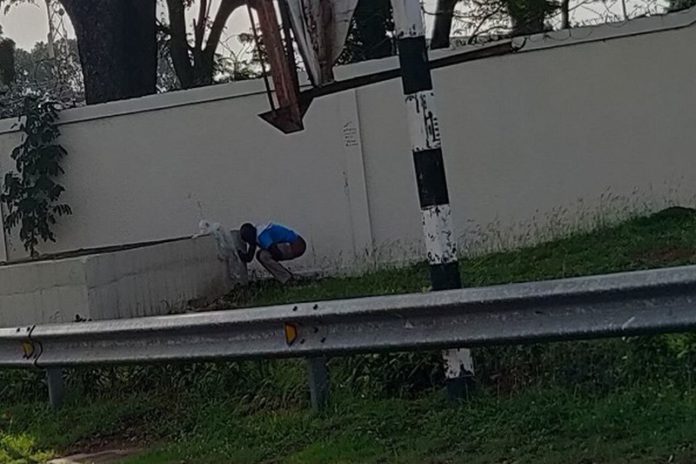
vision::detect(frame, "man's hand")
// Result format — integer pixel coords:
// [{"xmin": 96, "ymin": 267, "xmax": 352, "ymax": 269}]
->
[{"xmin": 238, "ymin": 248, "xmax": 254, "ymax": 264}]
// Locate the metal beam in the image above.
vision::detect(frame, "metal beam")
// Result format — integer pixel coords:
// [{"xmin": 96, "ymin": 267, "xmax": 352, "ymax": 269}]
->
[
  {"xmin": 260, "ymin": 41, "xmax": 520, "ymax": 133},
  {"xmin": 3, "ymin": 265, "xmax": 696, "ymax": 368},
  {"xmin": 46, "ymin": 368, "xmax": 65, "ymax": 409},
  {"xmin": 301, "ymin": 41, "xmax": 518, "ymax": 101}
]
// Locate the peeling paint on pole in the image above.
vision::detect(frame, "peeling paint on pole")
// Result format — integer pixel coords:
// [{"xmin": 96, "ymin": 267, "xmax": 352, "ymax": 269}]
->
[
  {"xmin": 390, "ymin": 0, "xmax": 473, "ymax": 398},
  {"xmin": 405, "ymin": 91, "xmax": 442, "ymax": 152},
  {"xmin": 390, "ymin": 0, "xmax": 460, "ymax": 289},
  {"xmin": 391, "ymin": 0, "xmax": 426, "ymax": 38},
  {"xmin": 421, "ymin": 205, "xmax": 457, "ymax": 265},
  {"xmin": 444, "ymin": 348, "xmax": 474, "ymax": 378}
]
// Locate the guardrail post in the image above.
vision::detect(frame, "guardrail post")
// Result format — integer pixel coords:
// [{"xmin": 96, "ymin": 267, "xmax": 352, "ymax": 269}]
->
[
  {"xmin": 306, "ymin": 356, "xmax": 329, "ymax": 412},
  {"xmin": 46, "ymin": 367, "xmax": 65, "ymax": 409},
  {"xmin": 390, "ymin": 0, "xmax": 474, "ymax": 399}
]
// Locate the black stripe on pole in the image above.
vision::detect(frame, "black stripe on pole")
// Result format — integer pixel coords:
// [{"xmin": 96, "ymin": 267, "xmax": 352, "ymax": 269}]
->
[
  {"xmin": 396, "ymin": 34, "xmax": 461, "ymax": 291},
  {"xmin": 397, "ymin": 37, "xmax": 433, "ymax": 94},
  {"xmin": 430, "ymin": 262, "xmax": 462, "ymax": 291},
  {"xmin": 392, "ymin": 0, "xmax": 471, "ymax": 394},
  {"xmin": 413, "ymin": 148, "xmax": 450, "ymax": 207}
]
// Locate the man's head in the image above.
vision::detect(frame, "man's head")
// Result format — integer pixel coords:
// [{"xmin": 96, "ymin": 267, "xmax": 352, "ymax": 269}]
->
[{"xmin": 240, "ymin": 223, "xmax": 257, "ymax": 244}]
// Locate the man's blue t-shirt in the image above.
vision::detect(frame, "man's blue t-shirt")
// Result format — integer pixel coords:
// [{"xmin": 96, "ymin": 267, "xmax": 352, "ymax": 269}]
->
[{"xmin": 257, "ymin": 223, "xmax": 299, "ymax": 250}]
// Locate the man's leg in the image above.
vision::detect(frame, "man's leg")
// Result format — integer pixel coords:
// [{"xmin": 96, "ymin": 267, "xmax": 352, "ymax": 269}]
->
[{"xmin": 256, "ymin": 249, "xmax": 293, "ymax": 283}]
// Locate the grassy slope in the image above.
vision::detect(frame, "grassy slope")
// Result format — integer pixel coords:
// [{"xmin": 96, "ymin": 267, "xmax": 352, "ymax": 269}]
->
[
  {"xmin": 4, "ymin": 207, "xmax": 696, "ymax": 463},
  {"xmin": 224, "ymin": 207, "xmax": 696, "ymax": 308}
]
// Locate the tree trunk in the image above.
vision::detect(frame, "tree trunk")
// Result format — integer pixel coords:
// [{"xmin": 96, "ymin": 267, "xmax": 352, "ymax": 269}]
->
[
  {"xmin": 192, "ymin": 56, "xmax": 215, "ymax": 87},
  {"xmin": 0, "ymin": 38, "xmax": 15, "ymax": 85},
  {"xmin": 60, "ymin": 0, "xmax": 156, "ymax": 104},
  {"xmin": 507, "ymin": 0, "xmax": 550, "ymax": 36},
  {"xmin": 431, "ymin": 0, "xmax": 458, "ymax": 50},
  {"xmin": 165, "ymin": 0, "xmax": 244, "ymax": 89},
  {"xmin": 353, "ymin": 0, "xmax": 393, "ymax": 60},
  {"xmin": 561, "ymin": 0, "xmax": 570, "ymax": 29},
  {"xmin": 166, "ymin": 0, "xmax": 195, "ymax": 88}
]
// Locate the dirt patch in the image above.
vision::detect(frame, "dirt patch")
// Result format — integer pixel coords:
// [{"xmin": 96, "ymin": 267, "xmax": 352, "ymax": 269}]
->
[
  {"xmin": 63, "ymin": 417, "xmax": 154, "ymax": 459},
  {"xmin": 48, "ymin": 448, "xmax": 141, "ymax": 464},
  {"xmin": 631, "ymin": 246, "xmax": 696, "ymax": 267}
]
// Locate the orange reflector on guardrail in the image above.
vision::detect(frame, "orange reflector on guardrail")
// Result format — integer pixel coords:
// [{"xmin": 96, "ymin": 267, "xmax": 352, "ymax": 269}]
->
[
  {"xmin": 284, "ymin": 323, "xmax": 298, "ymax": 346},
  {"xmin": 22, "ymin": 341, "xmax": 34, "ymax": 359}
]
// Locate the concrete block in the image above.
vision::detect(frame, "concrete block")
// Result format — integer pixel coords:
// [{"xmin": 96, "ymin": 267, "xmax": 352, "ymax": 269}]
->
[{"xmin": 0, "ymin": 237, "xmax": 231, "ymax": 327}]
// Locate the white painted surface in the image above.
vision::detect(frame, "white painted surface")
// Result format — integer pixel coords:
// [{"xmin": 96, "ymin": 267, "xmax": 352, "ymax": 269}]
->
[
  {"xmin": 444, "ymin": 348, "xmax": 475, "ymax": 378},
  {"xmin": 0, "ymin": 8, "xmax": 694, "ymax": 274},
  {"xmin": 0, "ymin": 92, "xmax": 358, "ymax": 274},
  {"xmin": 405, "ymin": 91, "xmax": 442, "ymax": 152},
  {"xmin": 359, "ymin": 8, "xmax": 696, "ymax": 256},
  {"xmin": 0, "ymin": 257, "xmax": 88, "ymax": 327},
  {"xmin": 421, "ymin": 204, "xmax": 457, "ymax": 264},
  {"xmin": 0, "ymin": 237, "xmax": 231, "ymax": 327},
  {"xmin": 390, "ymin": 0, "xmax": 426, "ymax": 38},
  {"xmin": 337, "ymin": 91, "xmax": 375, "ymax": 267}
]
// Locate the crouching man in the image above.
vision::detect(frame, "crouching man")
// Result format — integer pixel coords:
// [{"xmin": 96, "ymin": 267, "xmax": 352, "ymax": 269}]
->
[{"xmin": 239, "ymin": 222, "xmax": 306, "ymax": 283}]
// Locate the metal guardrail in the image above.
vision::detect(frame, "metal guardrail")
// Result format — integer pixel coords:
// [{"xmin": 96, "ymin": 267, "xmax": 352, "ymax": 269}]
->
[{"xmin": 3, "ymin": 265, "xmax": 696, "ymax": 369}]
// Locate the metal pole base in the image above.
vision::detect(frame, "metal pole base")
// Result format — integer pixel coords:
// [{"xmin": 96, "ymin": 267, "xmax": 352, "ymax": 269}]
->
[
  {"xmin": 445, "ymin": 374, "xmax": 476, "ymax": 401},
  {"xmin": 443, "ymin": 348, "xmax": 475, "ymax": 401},
  {"xmin": 306, "ymin": 356, "xmax": 329, "ymax": 412},
  {"xmin": 46, "ymin": 368, "xmax": 65, "ymax": 409}
]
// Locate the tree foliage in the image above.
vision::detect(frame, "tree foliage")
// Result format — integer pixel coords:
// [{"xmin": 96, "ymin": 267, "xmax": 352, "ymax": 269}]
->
[
  {"xmin": 668, "ymin": 0, "xmax": 696, "ymax": 10},
  {"xmin": 339, "ymin": 0, "xmax": 394, "ymax": 64},
  {"xmin": 0, "ymin": 39, "xmax": 84, "ymax": 119},
  {"xmin": 161, "ymin": 0, "xmax": 247, "ymax": 88},
  {"xmin": 1, "ymin": 0, "xmax": 156, "ymax": 105},
  {"xmin": 0, "ymin": 0, "xmax": 683, "ymax": 105},
  {"xmin": 14, "ymin": 40, "xmax": 83, "ymax": 95},
  {"xmin": 157, "ymin": 19, "xmax": 259, "ymax": 92},
  {"xmin": 1, "ymin": 96, "xmax": 71, "ymax": 257},
  {"xmin": 430, "ymin": 0, "xmax": 559, "ymax": 49},
  {"xmin": 505, "ymin": 0, "xmax": 559, "ymax": 34}
]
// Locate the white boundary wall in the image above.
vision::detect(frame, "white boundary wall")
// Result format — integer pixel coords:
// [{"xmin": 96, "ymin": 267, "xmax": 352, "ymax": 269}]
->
[{"xmin": 1, "ymin": 9, "xmax": 695, "ymax": 275}]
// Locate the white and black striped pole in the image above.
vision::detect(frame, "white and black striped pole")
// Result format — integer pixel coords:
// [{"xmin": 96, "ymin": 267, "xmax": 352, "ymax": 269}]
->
[{"xmin": 390, "ymin": 0, "xmax": 474, "ymax": 398}]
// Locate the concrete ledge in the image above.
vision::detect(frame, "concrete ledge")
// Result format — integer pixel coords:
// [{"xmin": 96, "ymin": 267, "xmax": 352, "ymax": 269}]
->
[{"xmin": 0, "ymin": 237, "xmax": 231, "ymax": 327}]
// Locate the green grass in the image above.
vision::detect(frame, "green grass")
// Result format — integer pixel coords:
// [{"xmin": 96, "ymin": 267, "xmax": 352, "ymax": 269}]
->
[
  {"xmin": 118, "ymin": 386, "xmax": 696, "ymax": 464},
  {"xmin": 221, "ymin": 206, "xmax": 696, "ymax": 308},
  {"xmin": 4, "ymin": 207, "xmax": 696, "ymax": 463},
  {"xmin": 5, "ymin": 385, "xmax": 696, "ymax": 464}
]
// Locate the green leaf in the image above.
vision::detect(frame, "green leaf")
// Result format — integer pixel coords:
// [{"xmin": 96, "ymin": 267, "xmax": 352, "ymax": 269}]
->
[{"xmin": 2, "ymin": 95, "xmax": 70, "ymax": 256}]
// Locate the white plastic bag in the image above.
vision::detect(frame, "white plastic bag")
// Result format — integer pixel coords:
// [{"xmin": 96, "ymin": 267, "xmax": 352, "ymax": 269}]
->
[{"xmin": 194, "ymin": 220, "xmax": 249, "ymax": 286}]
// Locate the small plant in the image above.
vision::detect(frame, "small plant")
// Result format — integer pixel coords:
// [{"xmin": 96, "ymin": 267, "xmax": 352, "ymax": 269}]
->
[{"xmin": 1, "ymin": 95, "xmax": 71, "ymax": 257}]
